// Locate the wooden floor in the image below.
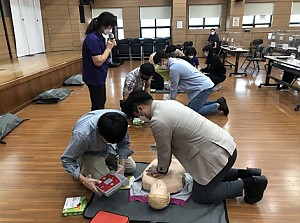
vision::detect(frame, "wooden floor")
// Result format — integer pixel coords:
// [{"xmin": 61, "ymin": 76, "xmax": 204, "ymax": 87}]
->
[
  {"xmin": 0, "ymin": 51, "xmax": 82, "ymax": 114},
  {"xmin": 0, "ymin": 58, "xmax": 300, "ymax": 223},
  {"xmin": 0, "ymin": 51, "xmax": 81, "ymax": 84}
]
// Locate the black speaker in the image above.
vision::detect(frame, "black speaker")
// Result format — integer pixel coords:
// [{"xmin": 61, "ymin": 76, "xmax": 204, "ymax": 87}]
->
[
  {"xmin": 80, "ymin": 0, "xmax": 94, "ymax": 5},
  {"xmin": 79, "ymin": 5, "xmax": 85, "ymax": 23}
]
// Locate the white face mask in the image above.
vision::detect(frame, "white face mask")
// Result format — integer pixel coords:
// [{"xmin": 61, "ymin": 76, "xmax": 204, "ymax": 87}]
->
[
  {"xmin": 211, "ymin": 32, "xmax": 215, "ymax": 35},
  {"xmin": 160, "ymin": 65, "xmax": 168, "ymax": 70},
  {"xmin": 103, "ymin": 29, "xmax": 111, "ymax": 35},
  {"xmin": 204, "ymin": 52, "xmax": 209, "ymax": 57},
  {"xmin": 188, "ymin": 55, "xmax": 194, "ymax": 59}
]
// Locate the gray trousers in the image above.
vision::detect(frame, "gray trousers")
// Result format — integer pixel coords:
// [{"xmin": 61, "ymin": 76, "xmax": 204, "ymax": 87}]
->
[
  {"xmin": 80, "ymin": 154, "xmax": 136, "ymax": 180},
  {"xmin": 192, "ymin": 149, "xmax": 244, "ymax": 204}
]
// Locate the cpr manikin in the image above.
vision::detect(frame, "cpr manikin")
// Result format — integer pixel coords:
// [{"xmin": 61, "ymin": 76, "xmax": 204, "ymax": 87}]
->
[{"xmin": 142, "ymin": 158, "xmax": 185, "ymax": 209}]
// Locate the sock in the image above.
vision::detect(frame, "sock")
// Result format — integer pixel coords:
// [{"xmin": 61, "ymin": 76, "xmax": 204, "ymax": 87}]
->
[{"xmin": 242, "ymin": 177, "xmax": 255, "ymax": 190}]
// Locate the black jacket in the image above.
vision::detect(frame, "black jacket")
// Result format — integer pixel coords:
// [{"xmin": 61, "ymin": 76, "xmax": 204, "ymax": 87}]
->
[{"xmin": 201, "ymin": 54, "xmax": 226, "ymax": 76}]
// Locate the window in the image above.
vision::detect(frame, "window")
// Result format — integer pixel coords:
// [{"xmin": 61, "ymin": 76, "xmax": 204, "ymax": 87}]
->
[
  {"xmin": 243, "ymin": 3, "xmax": 273, "ymax": 28},
  {"xmin": 290, "ymin": 2, "xmax": 300, "ymax": 27},
  {"xmin": 140, "ymin": 6, "xmax": 171, "ymax": 38},
  {"xmin": 92, "ymin": 8, "xmax": 124, "ymax": 39},
  {"xmin": 188, "ymin": 5, "xmax": 221, "ymax": 29}
]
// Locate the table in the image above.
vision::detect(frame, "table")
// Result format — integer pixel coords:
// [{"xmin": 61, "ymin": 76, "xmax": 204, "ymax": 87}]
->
[
  {"xmin": 259, "ymin": 55, "xmax": 300, "ymax": 111},
  {"xmin": 221, "ymin": 46, "xmax": 249, "ymax": 76}
]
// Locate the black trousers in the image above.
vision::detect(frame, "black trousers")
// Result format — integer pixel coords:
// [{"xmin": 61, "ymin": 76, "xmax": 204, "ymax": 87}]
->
[
  {"xmin": 87, "ymin": 84, "xmax": 106, "ymax": 111},
  {"xmin": 150, "ymin": 72, "xmax": 164, "ymax": 90},
  {"xmin": 192, "ymin": 149, "xmax": 244, "ymax": 204},
  {"xmin": 205, "ymin": 73, "xmax": 226, "ymax": 85},
  {"xmin": 282, "ymin": 71, "xmax": 295, "ymax": 84}
]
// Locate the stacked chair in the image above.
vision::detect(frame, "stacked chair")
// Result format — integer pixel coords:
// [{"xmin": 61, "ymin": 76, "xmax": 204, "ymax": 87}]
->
[
  {"xmin": 116, "ymin": 37, "xmax": 169, "ymax": 61},
  {"xmin": 142, "ymin": 38, "xmax": 155, "ymax": 60}
]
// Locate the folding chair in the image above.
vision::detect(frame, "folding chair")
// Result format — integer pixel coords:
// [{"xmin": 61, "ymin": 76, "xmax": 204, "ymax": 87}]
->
[
  {"xmin": 243, "ymin": 45, "xmax": 266, "ymax": 75},
  {"xmin": 240, "ymin": 39, "xmax": 263, "ymax": 68}
]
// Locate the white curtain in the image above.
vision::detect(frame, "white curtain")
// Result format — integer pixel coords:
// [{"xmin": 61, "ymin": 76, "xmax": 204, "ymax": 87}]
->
[
  {"xmin": 189, "ymin": 5, "xmax": 222, "ymax": 18},
  {"xmin": 291, "ymin": 2, "xmax": 300, "ymax": 14},
  {"xmin": 10, "ymin": 0, "xmax": 45, "ymax": 57},
  {"xmin": 244, "ymin": 3, "xmax": 274, "ymax": 16},
  {"xmin": 140, "ymin": 6, "xmax": 171, "ymax": 19},
  {"xmin": 92, "ymin": 8, "xmax": 123, "ymax": 19}
]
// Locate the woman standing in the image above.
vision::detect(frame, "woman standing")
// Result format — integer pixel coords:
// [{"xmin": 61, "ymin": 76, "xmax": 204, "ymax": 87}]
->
[{"xmin": 82, "ymin": 12, "xmax": 117, "ymax": 110}]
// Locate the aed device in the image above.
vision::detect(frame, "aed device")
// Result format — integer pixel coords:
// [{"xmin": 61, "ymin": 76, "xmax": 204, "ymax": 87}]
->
[{"xmin": 96, "ymin": 172, "xmax": 129, "ymax": 197}]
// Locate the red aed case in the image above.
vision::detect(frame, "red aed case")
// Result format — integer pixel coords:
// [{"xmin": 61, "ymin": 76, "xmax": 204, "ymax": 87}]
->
[
  {"xmin": 90, "ymin": 211, "xmax": 129, "ymax": 223},
  {"xmin": 96, "ymin": 173, "xmax": 122, "ymax": 197}
]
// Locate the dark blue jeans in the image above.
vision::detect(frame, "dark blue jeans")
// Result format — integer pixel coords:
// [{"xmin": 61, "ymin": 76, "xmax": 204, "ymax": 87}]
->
[{"xmin": 188, "ymin": 88, "xmax": 219, "ymax": 116}]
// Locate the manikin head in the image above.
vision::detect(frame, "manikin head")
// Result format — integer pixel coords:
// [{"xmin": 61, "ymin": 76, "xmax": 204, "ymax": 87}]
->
[{"xmin": 147, "ymin": 180, "xmax": 171, "ymax": 210}]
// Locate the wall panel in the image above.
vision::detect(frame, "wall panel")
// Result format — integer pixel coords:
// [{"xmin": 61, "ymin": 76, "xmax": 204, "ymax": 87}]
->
[{"xmin": 0, "ymin": 0, "xmax": 299, "ymax": 59}]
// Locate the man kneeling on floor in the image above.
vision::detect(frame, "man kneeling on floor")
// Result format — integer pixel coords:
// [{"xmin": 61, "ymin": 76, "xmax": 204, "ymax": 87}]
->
[
  {"xmin": 153, "ymin": 51, "xmax": 229, "ymax": 116},
  {"xmin": 60, "ymin": 110, "xmax": 136, "ymax": 195},
  {"xmin": 122, "ymin": 90, "xmax": 268, "ymax": 205}
]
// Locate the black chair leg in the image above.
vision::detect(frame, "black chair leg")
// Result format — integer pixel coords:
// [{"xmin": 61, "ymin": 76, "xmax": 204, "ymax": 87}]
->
[
  {"xmin": 244, "ymin": 60, "xmax": 252, "ymax": 73},
  {"xmin": 240, "ymin": 58, "xmax": 247, "ymax": 68}
]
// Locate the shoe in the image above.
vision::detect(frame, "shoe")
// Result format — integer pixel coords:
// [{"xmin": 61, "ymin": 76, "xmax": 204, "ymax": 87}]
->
[
  {"xmin": 239, "ymin": 168, "xmax": 262, "ymax": 179},
  {"xmin": 275, "ymin": 86, "xmax": 289, "ymax": 92},
  {"xmin": 217, "ymin": 97, "xmax": 229, "ymax": 116},
  {"xmin": 246, "ymin": 167, "xmax": 261, "ymax": 177},
  {"xmin": 212, "ymin": 84, "xmax": 221, "ymax": 91},
  {"xmin": 244, "ymin": 175, "xmax": 268, "ymax": 204}
]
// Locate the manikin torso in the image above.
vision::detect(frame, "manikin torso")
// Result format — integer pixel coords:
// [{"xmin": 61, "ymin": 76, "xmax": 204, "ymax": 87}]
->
[{"xmin": 142, "ymin": 158, "xmax": 185, "ymax": 194}]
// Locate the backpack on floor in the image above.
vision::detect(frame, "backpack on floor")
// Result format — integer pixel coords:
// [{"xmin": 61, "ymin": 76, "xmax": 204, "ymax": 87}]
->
[
  {"xmin": 33, "ymin": 88, "xmax": 73, "ymax": 104},
  {"xmin": 0, "ymin": 113, "xmax": 28, "ymax": 144},
  {"xmin": 63, "ymin": 74, "xmax": 84, "ymax": 86}
]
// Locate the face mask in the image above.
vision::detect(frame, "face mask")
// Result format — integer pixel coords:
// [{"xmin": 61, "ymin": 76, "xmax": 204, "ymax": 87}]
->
[
  {"xmin": 210, "ymin": 32, "xmax": 215, "ymax": 35},
  {"xmin": 160, "ymin": 65, "xmax": 168, "ymax": 70},
  {"xmin": 188, "ymin": 55, "xmax": 194, "ymax": 59},
  {"xmin": 141, "ymin": 75, "xmax": 150, "ymax": 81},
  {"xmin": 204, "ymin": 52, "xmax": 209, "ymax": 57},
  {"xmin": 103, "ymin": 29, "xmax": 111, "ymax": 35}
]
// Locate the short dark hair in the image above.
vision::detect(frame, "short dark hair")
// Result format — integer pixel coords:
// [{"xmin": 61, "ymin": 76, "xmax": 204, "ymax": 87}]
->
[
  {"xmin": 97, "ymin": 112, "xmax": 128, "ymax": 143},
  {"xmin": 185, "ymin": 47, "xmax": 197, "ymax": 56},
  {"xmin": 121, "ymin": 90, "xmax": 153, "ymax": 119},
  {"xmin": 153, "ymin": 51, "xmax": 169, "ymax": 64},
  {"xmin": 140, "ymin": 63, "xmax": 155, "ymax": 77},
  {"xmin": 210, "ymin": 28, "xmax": 216, "ymax": 32},
  {"xmin": 202, "ymin": 44, "xmax": 214, "ymax": 54},
  {"xmin": 165, "ymin": 44, "xmax": 179, "ymax": 54}
]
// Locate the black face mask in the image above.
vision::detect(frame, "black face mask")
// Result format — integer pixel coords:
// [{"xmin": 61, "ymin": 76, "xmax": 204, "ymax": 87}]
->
[{"xmin": 141, "ymin": 75, "xmax": 150, "ymax": 81}]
